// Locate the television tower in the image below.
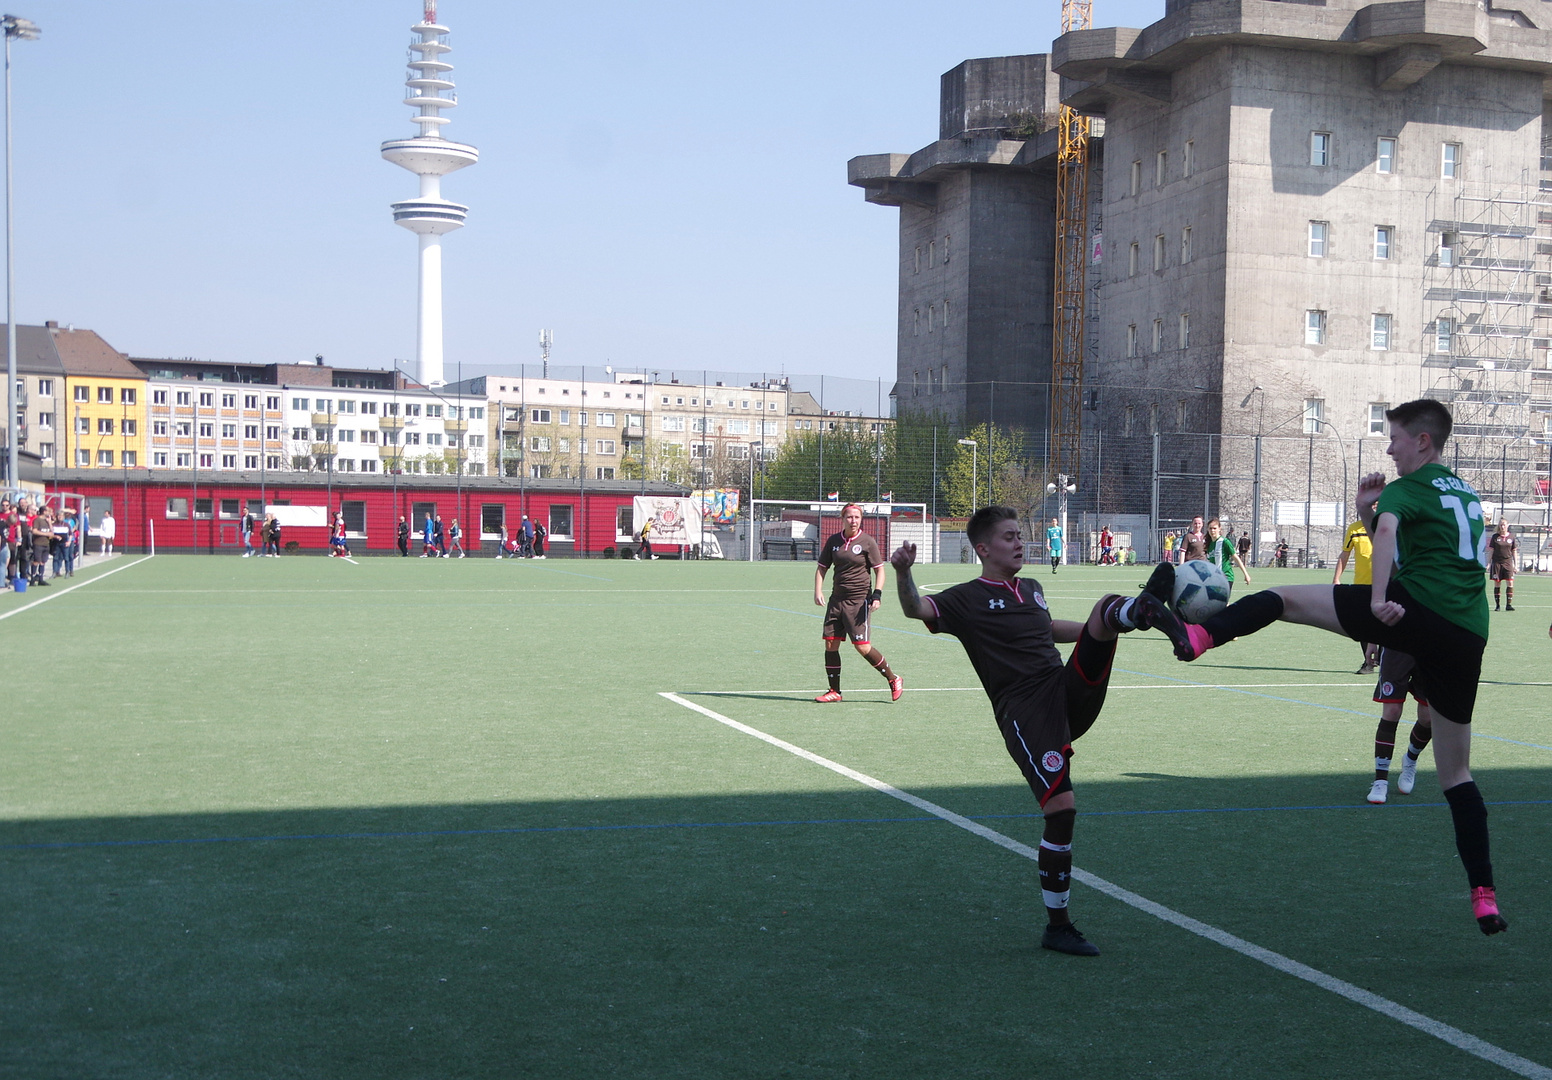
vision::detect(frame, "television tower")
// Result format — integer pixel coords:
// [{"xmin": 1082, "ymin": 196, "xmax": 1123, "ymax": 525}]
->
[{"xmin": 381, "ymin": 1, "xmax": 477, "ymax": 388}]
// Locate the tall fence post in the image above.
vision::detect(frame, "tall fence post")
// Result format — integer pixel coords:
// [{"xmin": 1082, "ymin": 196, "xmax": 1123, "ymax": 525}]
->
[
  {"xmin": 1251, "ymin": 435, "xmax": 1263, "ymax": 570},
  {"xmin": 1150, "ymin": 430, "xmax": 1160, "ymax": 560},
  {"xmin": 1305, "ymin": 434, "xmax": 1314, "ymax": 567}
]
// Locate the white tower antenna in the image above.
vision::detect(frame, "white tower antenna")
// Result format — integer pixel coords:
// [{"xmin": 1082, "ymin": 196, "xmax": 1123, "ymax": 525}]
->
[
  {"xmin": 380, "ymin": 0, "xmax": 477, "ymax": 388},
  {"xmin": 539, "ymin": 329, "xmax": 553, "ymax": 379}
]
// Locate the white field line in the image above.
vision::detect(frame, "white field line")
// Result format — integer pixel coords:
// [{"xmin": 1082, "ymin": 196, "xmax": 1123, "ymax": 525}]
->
[
  {"xmin": 660, "ymin": 690, "xmax": 1552, "ymax": 1080},
  {"xmin": 0, "ymin": 554, "xmax": 154, "ymax": 623},
  {"xmin": 693, "ymin": 682, "xmax": 1387, "ymax": 695}
]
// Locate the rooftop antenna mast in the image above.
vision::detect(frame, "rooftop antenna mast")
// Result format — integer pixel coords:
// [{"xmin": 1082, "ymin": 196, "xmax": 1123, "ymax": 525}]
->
[{"xmin": 539, "ymin": 329, "xmax": 553, "ymax": 379}]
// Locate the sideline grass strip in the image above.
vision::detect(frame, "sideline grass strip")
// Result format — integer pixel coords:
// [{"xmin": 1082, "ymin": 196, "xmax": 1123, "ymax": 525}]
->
[
  {"xmin": 661, "ymin": 690, "xmax": 1552, "ymax": 1080},
  {"xmin": 0, "ymin": 554, "xmax": 153, "ymax": 622}
]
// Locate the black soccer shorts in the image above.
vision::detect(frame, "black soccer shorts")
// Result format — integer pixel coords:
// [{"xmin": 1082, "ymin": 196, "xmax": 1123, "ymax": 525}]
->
[
  {"xmin": 994, "ymin": 627, "xmax": 1116, "ymax": 807},
  {"xmin": 823, "ymin": 594, "xmax": 871, "ymax": 644},
  {"xmin": 1333, "ymin": 582, "xmax": 1481, "ymax": 724}
]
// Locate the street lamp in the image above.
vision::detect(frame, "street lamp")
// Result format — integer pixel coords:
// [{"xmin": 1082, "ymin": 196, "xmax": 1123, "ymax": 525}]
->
[
  {"xmin": 957, "ymin": 438, "xmax": 978, "ymax": 515},
  {"xmin": 2, "ymin": 13, "xmax": 36, "ymax": 493}
]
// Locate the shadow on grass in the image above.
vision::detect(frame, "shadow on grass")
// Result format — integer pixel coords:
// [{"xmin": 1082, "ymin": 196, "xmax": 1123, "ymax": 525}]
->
[{"xmin": 4, "ymin": 772, "xmax": 1550, "ymax": 1080}]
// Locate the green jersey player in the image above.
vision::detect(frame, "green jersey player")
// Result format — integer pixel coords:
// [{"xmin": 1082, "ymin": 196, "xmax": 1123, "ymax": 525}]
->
[{"xmin": 1169, "ymin": 400, "xmax": 1505, "ymax": 936}]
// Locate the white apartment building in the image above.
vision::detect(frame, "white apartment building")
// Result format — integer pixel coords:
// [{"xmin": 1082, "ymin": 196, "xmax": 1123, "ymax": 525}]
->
[
  {"xmin": 144, "ymin": 382, "xmax": 287, "ymax": 473},
  {"xmin": 281, "ymin": 386, "xmax": 486, "ymax": 476}
]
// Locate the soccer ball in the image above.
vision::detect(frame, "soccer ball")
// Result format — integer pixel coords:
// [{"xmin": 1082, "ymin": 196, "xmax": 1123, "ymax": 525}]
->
[{"xmin": 1172, "ymin": 559, "xmax": 1231, "ymax": 623}]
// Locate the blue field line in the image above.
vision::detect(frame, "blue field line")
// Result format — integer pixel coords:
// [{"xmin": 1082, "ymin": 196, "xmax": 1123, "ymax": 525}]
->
[
  {"xmin": 1113, "ymin": 666, "xmax": 1552, "ymax": 752},
  {"xmin": 7, "ymin": 798, "xmax": 1550, "ymax": 852}
]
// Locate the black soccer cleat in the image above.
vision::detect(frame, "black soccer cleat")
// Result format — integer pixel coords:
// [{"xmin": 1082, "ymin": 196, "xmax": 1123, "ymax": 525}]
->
[
  {"xmin": 1141, "ymin": 561, "xmax": 1175, "ymax": 607},
  {"xmin": 1042, "ymin": 922, "xmax": 1100, "ymax": 957},
  {"xmin": 1472, "ymin": 887, "xmax": 1509, "ymax": 935},
  {"xmin": 1131, "ymin": 591, "xmax": 1197, "ymax": 659}
]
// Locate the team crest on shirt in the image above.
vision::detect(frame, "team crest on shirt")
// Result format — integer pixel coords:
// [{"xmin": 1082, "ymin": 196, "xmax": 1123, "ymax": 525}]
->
[
  {"xmin": 851, "ymin": 544, "xmax": 862, "ymax": 554},
  {"xmin": 1380, "ymin": 681, "xmax": 1395, "ymax": 697},
  {"xmin": 1033, "ymin": 593, "xmax": 1048, "ymax": 610},
  {"xmin": 1042, "ymin": 750, "xmax": 1065, "ymax": 773}
]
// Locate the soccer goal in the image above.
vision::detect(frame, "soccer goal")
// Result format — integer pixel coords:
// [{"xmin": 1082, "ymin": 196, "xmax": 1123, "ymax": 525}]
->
[{"xmin": 743, "ymin": 500, "xmax": 939, "ymax": 563}]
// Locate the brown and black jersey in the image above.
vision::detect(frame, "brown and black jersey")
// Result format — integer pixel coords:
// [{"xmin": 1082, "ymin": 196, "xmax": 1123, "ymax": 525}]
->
[
  {"xmin": 819, "ymin": 530, "xmax": 883, "ymax": 598},
  {"xmin": 924, "ymin": 576, "xmax": 1065, "ymax": 709},
  {"xmin": 1489, "ymin": 533, "xmax": 1518, "ymax": 570}
]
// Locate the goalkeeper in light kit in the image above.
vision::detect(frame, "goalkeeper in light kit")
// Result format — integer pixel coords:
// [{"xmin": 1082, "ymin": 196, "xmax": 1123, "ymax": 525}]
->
[{"xmin": 1172, "ymin": 400, "xmax": 1507, "ymax": 935}]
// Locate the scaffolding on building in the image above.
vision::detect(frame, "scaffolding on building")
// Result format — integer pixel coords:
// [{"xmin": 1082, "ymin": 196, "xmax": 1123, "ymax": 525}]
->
[{"xmin": 1422, "ymin": 165, "xmax": 1551, "ymax": 504}]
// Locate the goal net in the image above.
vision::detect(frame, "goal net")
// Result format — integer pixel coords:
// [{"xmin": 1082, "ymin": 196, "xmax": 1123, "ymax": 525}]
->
[{"xmin": 744, "ymin": 500, "xmax": 940, "ymax": 562}]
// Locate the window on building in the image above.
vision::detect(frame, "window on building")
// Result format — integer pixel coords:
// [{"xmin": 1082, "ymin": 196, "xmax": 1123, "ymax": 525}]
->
[
  {"xmin": 75, "ymin": 416, "xmax": 90, "ymax": 435},
  {"xmin": 426, "ymin": 404, "xmax": 443, "ymax": 418},
  {"xmin": 36, "ymin": 410, "xmax": 51, "ymax": 428},
  {"xmin": 221, "ymin": 393, "xmax": 236, "ymax": 408},
  {"xmin": 198, "ymin": 454, "xmax": 213, "ymax": 469},
  {"xmin": 550, "ymin": 504, "xmax": 573, "ymax": 539},
  {"xmin": 123, "ymin": 451, "xmax": 136, "ymax": 467},
  {"xmin": 928, "ymin": 239, "xmax": 936, "ymax": 265},
  {"xmin": 1308, "ymin": 221, "xmax": 1328, "ymax": 257},
  {"xmin": 221, "ymin": 423, "xmax": 236, "ymax": 438},
  {"xmin": 292, "ymin": 397, "xmax": 309, "ymax": 411},
  {"xmin": 1177, "ymin": 400, "xmax": 1188, "ymax": 428},
  {"xmin": 1369, "ymin": 403, "xmax": 1389, "ymax": 435},
  {"xmin": 1439, "ymin": 232, "xmax": 1456, "ymax": 267},
  {"xmin": 596, "ymin": 439, "xmax": 616, "ymax": 455},
  {"xmin": 1374, "ymin": 226, "xmax": 1393, "ymax": 260},
  {"xmin": 243, "ymin": 394, "xmax": 258, "ymax": 409},
  {"xmin": 266, "ymin": 425, "xmax": 279, "ymax": 440},
  {"xmin": 337, "ymin": 400, "xmax": 355, "ymax": 414},
  {"xmin": 913, "ymin": 246, "xmax": 921, "ymax": 274},
  {"xmin": 96, "ymin": 449, "xmax": 113, "ymax": 466},
  {"xmin": 121, "ymin": 387, "xmax": 136, "ymax": 405},
  {"xmin": 661, "ymin": 415, "xmax": 685, "ymax": 432},
  {"xmin": 244, "ymin": 424, "xmax": 258, "ymax": 439},
  {"xmin": 1435, "ymin": 316, "xmax": 1454, "ymax": 354},
  {"xmin": 1128, "ymin": 242, "xmax": 1139, "ymax": 277},
  {"xmin": 1127, "ymin": 324, "xmax": 1138, "ymax": 357},
  {"xmin": 1155, "ymin": 150, "xmax": 1167, "ymax": 187},
  {"xmin": 1310, "ymin": 131, "xmax": 1331, "ymax": 166},
  {"xmin": 595, "ymin": 466, "xmax": 615, "ymax": 480},
  {"xmin": 1371, "ymin": 313, "xmax": 1392, "ymax": 350},
  {"xmin": 176, "ymin": 390, "xmax": 191, "ymax": 406},
  {"xmin": 1130, "ymin": 160, "xmax": 1141, "ymax": 196},
  {"xmin": 153, "ymin": 451, "xmax": 167, "ymax": 467},
  {"xmin": 153, "ymin": 389, "xmax": 167, "ymax": 405},
  {"xmin": 244, "ymin": 454, "xmax": 258, "ymax": 468},
  {"xmin": 123, "ymin": 419, "xmax": 137, "ymax": 436},
  {"xmin": 1154, "ymin": 234, "xmax": 1165, "ymax": 271},
  {"xmin": 97, "ymin": 417, "xmax": 113, "ymax": 435},
  {"xmin": 175, "ymin": 452, "xmax": 190, "ymax": 467},
  {"xmin": 1124, "ymin": 405, "xmax": 1134, "ymax": 437},
  {"xmin": 943, "ymin": 298, "xmax": 951, "ymax": 326},
  {"xmin": 1305, "ymin": 309, "xmax": 1326, "ymax": 345},
  {"xmin": 361, "ymin": 400, "xmax": 378, "ymax": 415},
  {"xmin": 198, "ymin": 422, "xmax": 213, "ymax": 438},
  {"xmin": 1303, "ymin": 398, "xmax": 1325, "ymax": 434},
  {"xmin": 74, "ymin": 385, "xmax": 89, "ymax": 402},
  {"xmin": 199, "ymin": 392, "xmax": 213, "ymax": 407},
  {"xmin": 193, "ymin": 497, "xmax": 213, "ymax": 518},
  {"xmin": 37, "ymin": 378, "xmax": 51, "ymax": 396},
  {"xmin": 97, "ymin": 386, "xmax": 113, "ymax": 403},
  {"xmin": 1442, "ymin": 142, "xmax": 1460, "ymax": 179},
  {"xmin": 1377, "ymin": 137, "xmax": 1396, "ymax": 174},
  {"xmin": 1183, "ymin": 139, "xmax": 1194, "ymax": 177},
  {"xmin": 530, "ymin": 436, "xmax": 551, "ymax": 452},
  {"xmin": 1152, "ymin": 319, "xmax": 1164, "ymax": 353},
  {"xmin": 1149, "ymin": 403, "xmax": 1159, "ymax": 435},
  {"xmin": 166, "ymin": 498, "xmax": 188, "ymax": 519},
  {"xmin": 531, "ymin": 408, "xmax": 551, "ymax": 423},
  {"xmin": 176, "ymin": 421, "xmax": 191, "ymax": 437},
  {"xmin": 75, "ymin": 448, "xmax": 91, "ymax": 466},
  {"xmin": 266, "ymin": 395, "xmax": 280, "ymax": 410},
  {"xmin": 1181, "ymin": 226, "xmax": 1192, "ymax": 264},
  {"xmin": 1179, "ymin": 313, "xmax": 1191, "ymax": 349}
]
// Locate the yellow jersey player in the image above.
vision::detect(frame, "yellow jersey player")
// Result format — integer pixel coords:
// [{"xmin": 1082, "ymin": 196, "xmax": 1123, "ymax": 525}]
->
[{"xmin": 1334, "ymin": 520, "xmax": 1378, "ymax": 673}]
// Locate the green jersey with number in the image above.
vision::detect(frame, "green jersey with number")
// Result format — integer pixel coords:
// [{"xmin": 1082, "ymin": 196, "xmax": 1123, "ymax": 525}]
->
[
  {"xmin": 1206, "ymin": 536, "xmax": 1238, "ymax": 582},
  {"xmin": 1375, "ymin": 462, "xmax": 1488, "ymax": 639}
]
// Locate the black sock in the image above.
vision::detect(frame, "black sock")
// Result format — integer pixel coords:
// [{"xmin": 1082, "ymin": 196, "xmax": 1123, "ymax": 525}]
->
[
  {"xmin": 1494, "ymin": 585, "xmax": 1501, "ymax": 606},
  {"xmin": 1039, "ymin": 808, "xmax": 1076, "ymax": 923},
  {"xmin": 862, "ymin": 646, "xmax": 895, "ymax": 681},
  {"xmin": 1506, "ymin": 585, "xmax": 1513, "ymax": 605},
  {"xmin": 1373, "ymin": 719, "xmax": 1398, "ymax": 779},
  {"xmin": 824, "ymin": 652, "xmax": 842, "ymax": 692},
  {"xmin": 1408, "ymin": 724, "xmax": 1433, "ymax": 758},
  {"xmin": 1443, "ymin": 781, "xmax": 1493, "ymax": 890},
  {"xmin": 1201, "ymin": 590, "xmax": 1285, "ymax": 648}
]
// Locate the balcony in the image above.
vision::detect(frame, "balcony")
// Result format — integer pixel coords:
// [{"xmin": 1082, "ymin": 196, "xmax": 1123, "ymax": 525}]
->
[
  {"xmin": 310, "ymin": 413, "xmax": 335, "ymax": 428},
  {"xmin": 444, "ymin": 418, "xmax": 468, "ymax": 434},
  {"xmin": 379, "ymin": 415, "xmax": 405, "ymax": 430},
  {"xmin": 310, "ymin": 443, "xmax": 336, "ymax": 458}
]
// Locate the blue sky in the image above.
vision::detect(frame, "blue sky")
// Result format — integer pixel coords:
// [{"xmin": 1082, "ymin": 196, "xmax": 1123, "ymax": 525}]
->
[{"xmin": 12, "ymin": 0, "xmax": 1164, "ymax": 380}]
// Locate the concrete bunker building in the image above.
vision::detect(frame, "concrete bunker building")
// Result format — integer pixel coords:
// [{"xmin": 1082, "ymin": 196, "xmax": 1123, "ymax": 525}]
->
[{"xmin": 852, "ymin": 0, "xmax": 1552, "ymax": 546}]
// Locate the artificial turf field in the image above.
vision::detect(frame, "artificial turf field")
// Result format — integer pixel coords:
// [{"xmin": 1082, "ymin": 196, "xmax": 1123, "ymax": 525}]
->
[{"xmin": 2, "ymin": 553, "xmax": 1550, "ymax": 1079}]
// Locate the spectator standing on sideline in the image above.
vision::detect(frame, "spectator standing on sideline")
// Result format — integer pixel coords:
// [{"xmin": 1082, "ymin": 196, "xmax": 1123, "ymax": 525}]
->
[
  {"xmin": 29, "ymin": 504, "xmax": 50, "ymax": 586},
  {"xmin": 51, "ymin": 507, "xmax": 71, "ymax": 578},
  {"xmin": 449, "ymin": 518, "xmax": 466, "ymax": 558},
  {"xmin": 1238, "ymin": 531, "xmax": 1252, "ymax": 565},
  {"xmin": 1098, "ymin": 525, "xmax": 1114, "ymax": 565},
  {"xmin": 0, "ymin": 498, "xmax": 12, "ymax": 589},
  {"xmin": 1046, "ymin": 518, "xmax": 1063, "ymax": 574},
  {"xmin": 433, "ymin": 515, "xmax": 447, "ymax": 558},
  {"xmin": 61, "ymin": 506, "xmax": 79, "ymax": 577},
  {"xmin": 421, "ymin": 514, "xmax": 434, "ymax": 557},
  {"xmin": 1275, "ymin": 540, "xmax": 1289, "ymax": 567},
  {"xmin": 98, "ymin": 509, "xmax": 115, "ymax": 556},
  {"xmin": 521, "ymin": 514, "xmax": 535, "ymax": 558},
  {"xmin": 241, "ymin": 506, "xmax": 257, "ymax": 557},
  {"xmin": 496, "ymin": 521, "xmax": 507, "ymax": 559},
  {"xmin": 533, "ymin": 519, "xmax": 547, "ymax": 559},
  {"xmin": 397, "ymin": 516, "xmax": 410, "ymax": 557},
  {"xmin": 1162, "ymin": 531, "xmax": 1176, "ymax": 565},
  {"xmin": 267, "ymin": 515, "xmax": 282, "ymax": 556}
]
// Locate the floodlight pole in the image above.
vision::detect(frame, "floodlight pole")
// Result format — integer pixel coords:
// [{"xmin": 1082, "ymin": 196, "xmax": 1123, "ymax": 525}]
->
[{"xmin": 3, "ymin": 14, "xmax": 38, "ymax": 492}]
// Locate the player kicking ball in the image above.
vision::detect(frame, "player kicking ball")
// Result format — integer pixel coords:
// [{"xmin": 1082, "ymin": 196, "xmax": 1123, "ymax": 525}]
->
[
  {"xmin": 1171, "ymin": 400, "xmax": 1507, "ymax": 935},
  {"xmin": 890, "ymin": 506, "xmax": 1192, "ymax": 956}
]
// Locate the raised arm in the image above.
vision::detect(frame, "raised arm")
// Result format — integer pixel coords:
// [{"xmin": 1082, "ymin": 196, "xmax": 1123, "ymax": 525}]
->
[
  {"xmin": 889, "ymin": 542, "xmax": 933, "ymax": 622},
  {"xmin": 1356, "ymin": 472, "xmax": 1386, "ymax": 534},
  {"xmin": 1367, "ymin": 511, "xmax": 1404, "ymax": 626}
]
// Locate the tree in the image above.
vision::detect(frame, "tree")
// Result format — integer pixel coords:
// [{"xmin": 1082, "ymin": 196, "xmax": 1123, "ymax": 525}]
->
[
  {"xmin": 940, "ymin": 423, "xmax": 1029, "ymax": 517},
  {"xmin": 761, "ymin": 427, "xmax": 880, "ymax": 502}
]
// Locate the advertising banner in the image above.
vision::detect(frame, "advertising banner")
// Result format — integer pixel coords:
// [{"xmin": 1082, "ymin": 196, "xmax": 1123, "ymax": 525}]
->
[
  {"xmin": 693, "ymin": 488, "xmax": 741, "ymax": 526},
  {"xmin": 632, "ymin": 496, "xmax": 703, "ymax": 547}
]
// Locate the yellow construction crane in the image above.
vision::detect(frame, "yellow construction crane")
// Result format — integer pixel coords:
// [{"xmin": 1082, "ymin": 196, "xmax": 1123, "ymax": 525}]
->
[{"xmin": 1050, "ymin": 0, "xmax": 1092, "ymax": 490}]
